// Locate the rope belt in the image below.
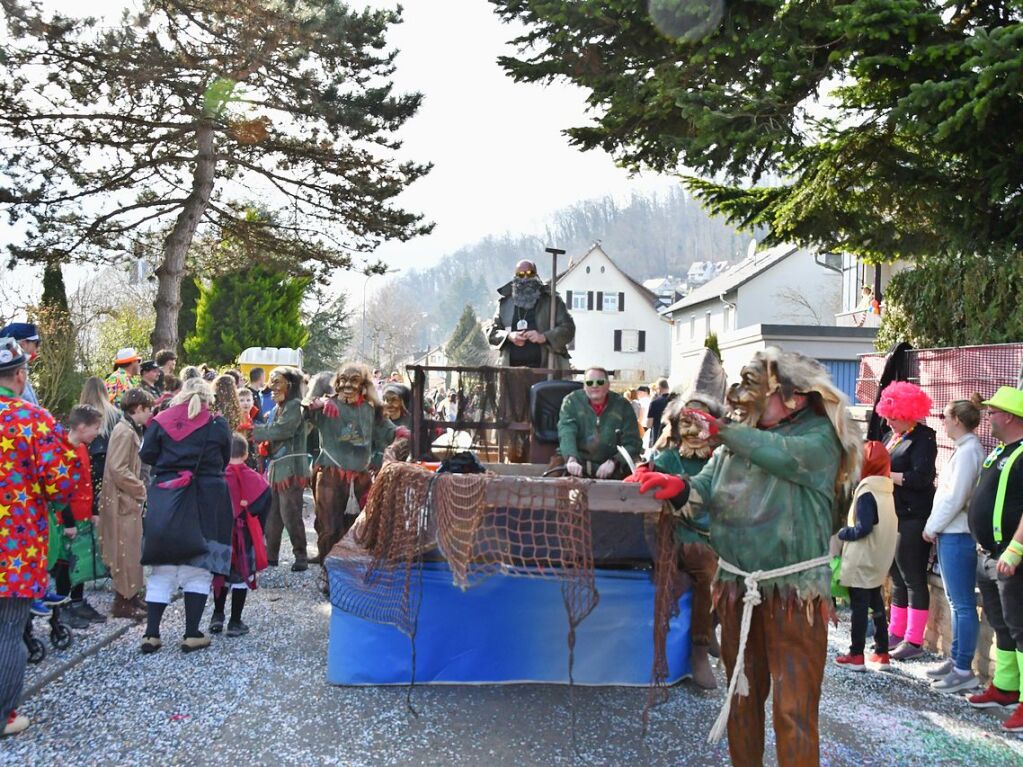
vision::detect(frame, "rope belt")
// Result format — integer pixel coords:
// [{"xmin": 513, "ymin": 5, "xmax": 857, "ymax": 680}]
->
[{"xmin": 707, "ymin": 553, "xmax": 833, "ymax": 744}]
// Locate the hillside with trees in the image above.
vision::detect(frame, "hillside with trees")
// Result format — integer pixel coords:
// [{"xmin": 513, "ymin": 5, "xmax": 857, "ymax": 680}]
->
[{"xmin": 380, "ymin": 186, "xmax": 753, "ymax": 347}]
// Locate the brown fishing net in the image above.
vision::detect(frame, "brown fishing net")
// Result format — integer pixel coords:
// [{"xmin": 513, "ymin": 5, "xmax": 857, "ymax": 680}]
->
[{"xmin": 327, "ymin": 461, "xmax": 681, "ymax": 714}]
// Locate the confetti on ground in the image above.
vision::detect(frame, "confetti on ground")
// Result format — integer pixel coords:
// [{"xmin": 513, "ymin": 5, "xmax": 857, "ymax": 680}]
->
[{"xmin": 7, "ymin": 497, "xmax": 1023, "ymax": 765}]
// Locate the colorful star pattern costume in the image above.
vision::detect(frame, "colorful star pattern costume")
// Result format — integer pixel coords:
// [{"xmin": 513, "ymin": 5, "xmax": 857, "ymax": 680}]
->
[{"xmin": 0, "ymin": 389, "xmax": 81, "ymax": 598}]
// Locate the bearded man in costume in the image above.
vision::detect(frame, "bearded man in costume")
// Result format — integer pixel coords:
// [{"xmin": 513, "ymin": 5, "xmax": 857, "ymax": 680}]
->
[
  {"xmin": 306, "ymin": 363, "xmax": 396, "ymax": 564},
  {"xmin": 251, "ymin": 367, "xmax": 310, "ymax": 572},
  {"xmin": 634, "ymin": 348, "xmax": 860, "ymax": 767},
  {"xmin": 646, "ymin": 349, "xmax": 728, "ymax": 690},
  {"xmin": 486, "ymin": 259, "xmax": 575, "ymax": 461}
]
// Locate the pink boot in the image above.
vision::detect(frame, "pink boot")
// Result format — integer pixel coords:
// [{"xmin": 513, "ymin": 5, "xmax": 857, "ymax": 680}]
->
[{"xmin": 889, "ymin": 605, "xmax": 908, "ymax": 645}]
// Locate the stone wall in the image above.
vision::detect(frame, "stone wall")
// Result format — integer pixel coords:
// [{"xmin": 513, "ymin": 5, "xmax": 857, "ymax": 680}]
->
[{"xmin": 922, "ymin": 573, "xmax": 996, "ymax": 680}]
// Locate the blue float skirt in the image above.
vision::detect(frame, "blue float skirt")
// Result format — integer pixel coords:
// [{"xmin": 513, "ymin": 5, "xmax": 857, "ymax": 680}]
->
[{"xmin": 326, "ymin": 560, "xmax": 692, "ymax": 686}]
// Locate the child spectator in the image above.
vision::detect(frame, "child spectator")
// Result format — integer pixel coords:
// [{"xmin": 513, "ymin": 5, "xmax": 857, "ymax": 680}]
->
[
  {"xmin": 924, "ymin": 397, "xmax": 985, "ymax": 692},
  {"xmin": 98, "ymin": 388, "xmax": 154, "ymax": 620},
  {"xmin": 834, "ymin": 441, "xmax": 899, "ymax": 671},
  {"xmin": 209, "ymin": 434, "xmax": 271, "ymax": 637},
  {"xmin": 49, "ymin": 405, "xmax": 106, "ymax": 628}
]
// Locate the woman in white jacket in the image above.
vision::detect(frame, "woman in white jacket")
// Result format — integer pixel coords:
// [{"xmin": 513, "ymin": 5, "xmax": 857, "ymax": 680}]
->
[{"xmin": 923, "ymin": 396, "xmax": 985, "ymax": 692}]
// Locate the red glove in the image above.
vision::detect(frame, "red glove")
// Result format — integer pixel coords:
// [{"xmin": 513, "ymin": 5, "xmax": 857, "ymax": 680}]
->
[
  {"xmin": 237, "ymin": 420, "xmax": 253, "ymax": 432},
  {"xmin": 322, "ymin": 398, "xmax": 340, "ymax": 419},
  {"xmin": 638, "ymin": 472, "xmax": 688, "ymax": 501},
  {"xmin": 680, "ymin": 408, "xmax": 720, "ymax": 438},
  {"xmin": 394, "ymin": 426, "xmax": 411, "ymax": 440},
  {"xmin": 623, "ymin": 464, "xmax": 652, "ymax": 483},
  {"xmin": 258, "ymin": 441, "xmax": 270, "ymax": 457}
]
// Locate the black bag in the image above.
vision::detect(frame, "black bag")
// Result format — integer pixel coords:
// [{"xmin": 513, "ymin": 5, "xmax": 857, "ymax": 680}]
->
[
  {"xmin": 437, "ymin": 451, "xmax": 486, "ymax": 474},
  {"xmin": 141, "ymin": 424, "xmax": 210, "ymax": 565}
]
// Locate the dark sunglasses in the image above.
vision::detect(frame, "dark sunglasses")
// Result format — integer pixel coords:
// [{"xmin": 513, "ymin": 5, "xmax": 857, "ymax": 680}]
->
[
  {"xmin": 584, "ymin": 378, "xmax": 607, "ymax": 387},
  {"xmin": 515, "ymin": 270, "xmax": 536, "ymax": 278}
]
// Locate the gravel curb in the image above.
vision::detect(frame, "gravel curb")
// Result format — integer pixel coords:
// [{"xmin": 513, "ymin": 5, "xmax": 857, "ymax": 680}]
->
[{"xmin": 21, "ymin": 621, "xmax": 133, "ymax": 701}]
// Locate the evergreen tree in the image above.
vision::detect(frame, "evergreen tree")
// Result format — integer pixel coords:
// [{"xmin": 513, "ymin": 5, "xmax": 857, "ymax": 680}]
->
[
  {"xmin": 302, "ymin": 284, "xmax": 354, "ymax": 373},
  {"xmin": 184, "ymin": 266, "xmax": 309, "ymax": 366},
  {"xmin": 445, "ymin": 305, "xmax": 489, "ymax": 367},
  {"xmin": 703, "ymin": 332, "xmax": 721, "ymax": 362},
  {"xmin": 176, "ymin": 274, "xmax": 201, "ymax": 361},
  {"xmin": 40, "ymin": 263, "xmax": 69, "ymax": 312},
  {"xmin": 491, "ymin": 1, "xmax": 1023, "ymax": 264},
  {"xmin": 1, "ymin": 0, "xmax": 432, "ymax": 352}
]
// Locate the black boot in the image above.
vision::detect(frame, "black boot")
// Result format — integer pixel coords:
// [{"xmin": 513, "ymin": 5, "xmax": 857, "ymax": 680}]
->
[
  {"xmin": 226, "ymin": 589, "xmax": 249, "ymax": 637},
  {"xmin": 210, "ymin": 588, "xmax": 227, "ymax": 633}
]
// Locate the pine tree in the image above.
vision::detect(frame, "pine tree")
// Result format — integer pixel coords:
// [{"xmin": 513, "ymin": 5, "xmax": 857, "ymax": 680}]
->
[
  {"xmin": 40, "ymin": 263, "xmax": 69, "ymax": 313},
  {"xmin": 2, "ymin": 0, "xmax": 432, "ymax": 352},
  {"xmin": 445, "ymin": 305, "xmax": 489, "ymax": 367},
  {"xmin": 184, "ymin": 266, "xmax": 310, "ymax": 366},
  {"xmin": 302, "ymin": 284, "xmax": 354, "ymax": 374}
]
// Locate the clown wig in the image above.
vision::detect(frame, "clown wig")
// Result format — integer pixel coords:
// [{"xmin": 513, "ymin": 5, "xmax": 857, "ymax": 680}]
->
[{"xmin": 875, "ymin": 381, "xmax": 932, "ymax": 423}]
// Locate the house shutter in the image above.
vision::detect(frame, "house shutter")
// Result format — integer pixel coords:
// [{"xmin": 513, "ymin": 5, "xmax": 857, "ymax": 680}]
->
[
  {"xmin": 638, "ymin": 330, "xmax": 646, "ymax": 352},
  {"xmin": 614, "ymin": 330, "xmax": 622, "ymax": 352},
  {"xmin": 587, "ymin": 291, "xmax": 594, "ymax": 310},
  {"xmin": 566, "ymin": 290, "xmax": 573, "ymax": 307},
  {"xmin": 618, "ymin": 291, "xmax": 625, "ymax": 311},
  {"xmin": 596, "ymin": 291, "xmax": 604, "ymax": 310}
]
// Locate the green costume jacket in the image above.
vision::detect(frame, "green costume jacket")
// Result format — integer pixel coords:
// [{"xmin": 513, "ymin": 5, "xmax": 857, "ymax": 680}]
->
[
  {"xmin": 687, "ymin": 407, "xmax": 841, "ymax": 599},
  {"xmin": 557, "ymin": 389, "xmax": 642, "ymax": 470},
  {"xmin": 307, "ymin": 399, "xmax": 396, "ymax": 472},
  {"xmin": 252, "ymin": 399, "xmax": 309, "ymax": 489},
  {"xmin": 651, "ymin": 450, "xmax": 710, "ymax": 545}
]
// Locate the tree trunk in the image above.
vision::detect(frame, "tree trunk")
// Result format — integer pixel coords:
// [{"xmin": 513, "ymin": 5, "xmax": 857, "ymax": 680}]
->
[{"xmin": 151, "ymin": 122, "xmax": 216, "ymax": 353}]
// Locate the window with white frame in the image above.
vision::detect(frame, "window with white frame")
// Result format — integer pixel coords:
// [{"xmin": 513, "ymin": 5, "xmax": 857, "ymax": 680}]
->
[
  {"xmin": 602, "ymin": 292, "xmax": 618, "ymax": 311},
  {"xmin": 572, "ymin": 292, "xmax": 588, "ymax": 310},
  {"xmin": 620, "ymin": 329, "xmax": 639, "ymax": 352},
  {"xmin": 690, "ymin": 315, "xmax": 696, "ymax": 339}
]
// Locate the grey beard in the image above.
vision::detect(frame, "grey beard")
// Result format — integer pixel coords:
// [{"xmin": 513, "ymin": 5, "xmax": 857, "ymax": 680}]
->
[{"xmin": 512, "ymin": 277, "xmax": 542, "ymax": 309}]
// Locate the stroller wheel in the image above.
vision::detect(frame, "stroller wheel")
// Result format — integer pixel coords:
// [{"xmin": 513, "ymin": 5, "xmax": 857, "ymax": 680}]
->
[
  {"xmin": 50, "ymin": 622, "xmax": 73, "ymax": 650},
  {"xmin": 24, "ymin": 624, "xmax": 47, "ymax": 664}
]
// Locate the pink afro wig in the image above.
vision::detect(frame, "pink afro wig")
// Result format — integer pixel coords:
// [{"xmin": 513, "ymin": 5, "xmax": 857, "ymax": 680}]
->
[{"xmin": 876, "ymin": 381, "xmax": 932, "ymax": 423}]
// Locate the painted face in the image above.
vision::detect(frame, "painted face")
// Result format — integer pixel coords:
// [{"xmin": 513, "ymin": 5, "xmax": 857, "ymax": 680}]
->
[
  {"xmin": 270, "ymin": 372, "xmax": 290, "ymax": 403},
  {"xmin": 383, "ymin": 391, "xmax": 405, "ymax": 421},
  {"xmin": 727, "ymin": 361, "xmax": 773, "ymax": 427},
  {"xmin": 336, "ymin": 367, "xmax": 364, "ymax": 405},
  {"xmin": 676, "ymin": 399, "xmax": 714, "ymax": 459}
]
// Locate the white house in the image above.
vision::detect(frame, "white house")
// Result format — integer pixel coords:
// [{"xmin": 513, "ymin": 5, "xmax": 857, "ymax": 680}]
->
[
  {"xmin": 835, "ymin": 253, "xmax": 913, "ymax": 329},
  {"xmin": 662, "ymin": 242, "xmax": 876, "ymax": 399},
  {"xmin": 556, "ymin": 244, "xmax": 671, "ymax": 383}
]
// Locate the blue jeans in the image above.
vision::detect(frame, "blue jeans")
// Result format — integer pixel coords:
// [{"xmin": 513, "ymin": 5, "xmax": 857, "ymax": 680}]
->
[{"xmin": 937, "ymin": 533, "xmax": 979, "ymax": 670}]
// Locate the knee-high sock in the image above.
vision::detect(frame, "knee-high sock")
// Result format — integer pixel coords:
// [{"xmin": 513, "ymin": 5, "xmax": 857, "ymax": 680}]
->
[
  {"xmin": 889, "ymin": 605, "xmax": 908, "ymax": 639},
  {"xmin": 230, "ymin": 589, "xmax": 247, "ymax": 623},
  {"xmin": 905, "ymin": 607, "xmax": 928, "ymax": 646},
  {"xmin": 994, "ymin": 648, "xmax": 1021, "ymax": 692},
  {"xmin": 183, "ymin": 592, "xmax": 207, "ymax": 638},
  {"xmin": 145, "ymin": 602, "xmax": 167, "ymax": 638}
]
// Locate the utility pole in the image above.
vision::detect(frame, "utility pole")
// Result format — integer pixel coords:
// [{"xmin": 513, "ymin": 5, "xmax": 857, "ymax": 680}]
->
[{"xmin": 545, "ymin": 246, "xmax": 566, "ymax": 380}]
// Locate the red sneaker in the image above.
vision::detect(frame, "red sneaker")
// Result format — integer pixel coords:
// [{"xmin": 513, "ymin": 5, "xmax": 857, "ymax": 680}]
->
[
  {"xmin": 834, "ymin": 653, "xmax": 865, "ymax": 671},
  {"xmin": 1002, "ymin": 704, "xmax": 1023, "ymax": 732},
  {"xmin": 968, "ymin": 684, "xmax": 1019, "ymax": 709},
  {"xmin": 868, "ymin": 652, "xmax": 891, "ymax": 669}
]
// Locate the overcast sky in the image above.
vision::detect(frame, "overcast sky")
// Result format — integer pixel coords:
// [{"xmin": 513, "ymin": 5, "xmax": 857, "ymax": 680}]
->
[{"xmin": 2, "ymin": 0, "xmax": 677, "ymax": 304}]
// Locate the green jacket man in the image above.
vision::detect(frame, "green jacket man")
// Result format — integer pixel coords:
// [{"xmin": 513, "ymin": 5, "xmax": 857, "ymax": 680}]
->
[{"xmin": 557, "ymin": 368, "xmax": 641, "ymax": 479}]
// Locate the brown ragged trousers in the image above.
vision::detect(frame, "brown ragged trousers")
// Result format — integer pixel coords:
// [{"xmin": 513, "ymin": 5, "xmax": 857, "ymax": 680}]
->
[
  {"xmin": 679, "ymin": 542, "xmax": 718, "ymax": 645},
  {"xmin": 717, "ymin": 591, "xmax": 828, "ymax": 767},
  {"xmin": 263, "ymin": 484, "xmax": 308, "ymax": 565},
  {"xmin": 313, "ymin": 469, "xmax": 371, "ymax": 562}
]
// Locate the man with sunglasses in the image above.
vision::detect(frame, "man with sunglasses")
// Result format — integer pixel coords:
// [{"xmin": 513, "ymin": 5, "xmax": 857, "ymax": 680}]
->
[
  {"xmin": 557, "ymin": 367, "xmax": 641, "ymax": 479},
  {"xmin": 966, "ymin": 386, "xmax": 1023, "ymax": 731},
  {"xmin": 485, "ymin": 260, "xmax": 575, "ymax": 371}
]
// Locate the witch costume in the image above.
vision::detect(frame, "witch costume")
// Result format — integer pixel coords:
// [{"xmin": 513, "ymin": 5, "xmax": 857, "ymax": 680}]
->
[{"xmin": 138, "ymin": 400, "xmax": 232, "ymax": 653}]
